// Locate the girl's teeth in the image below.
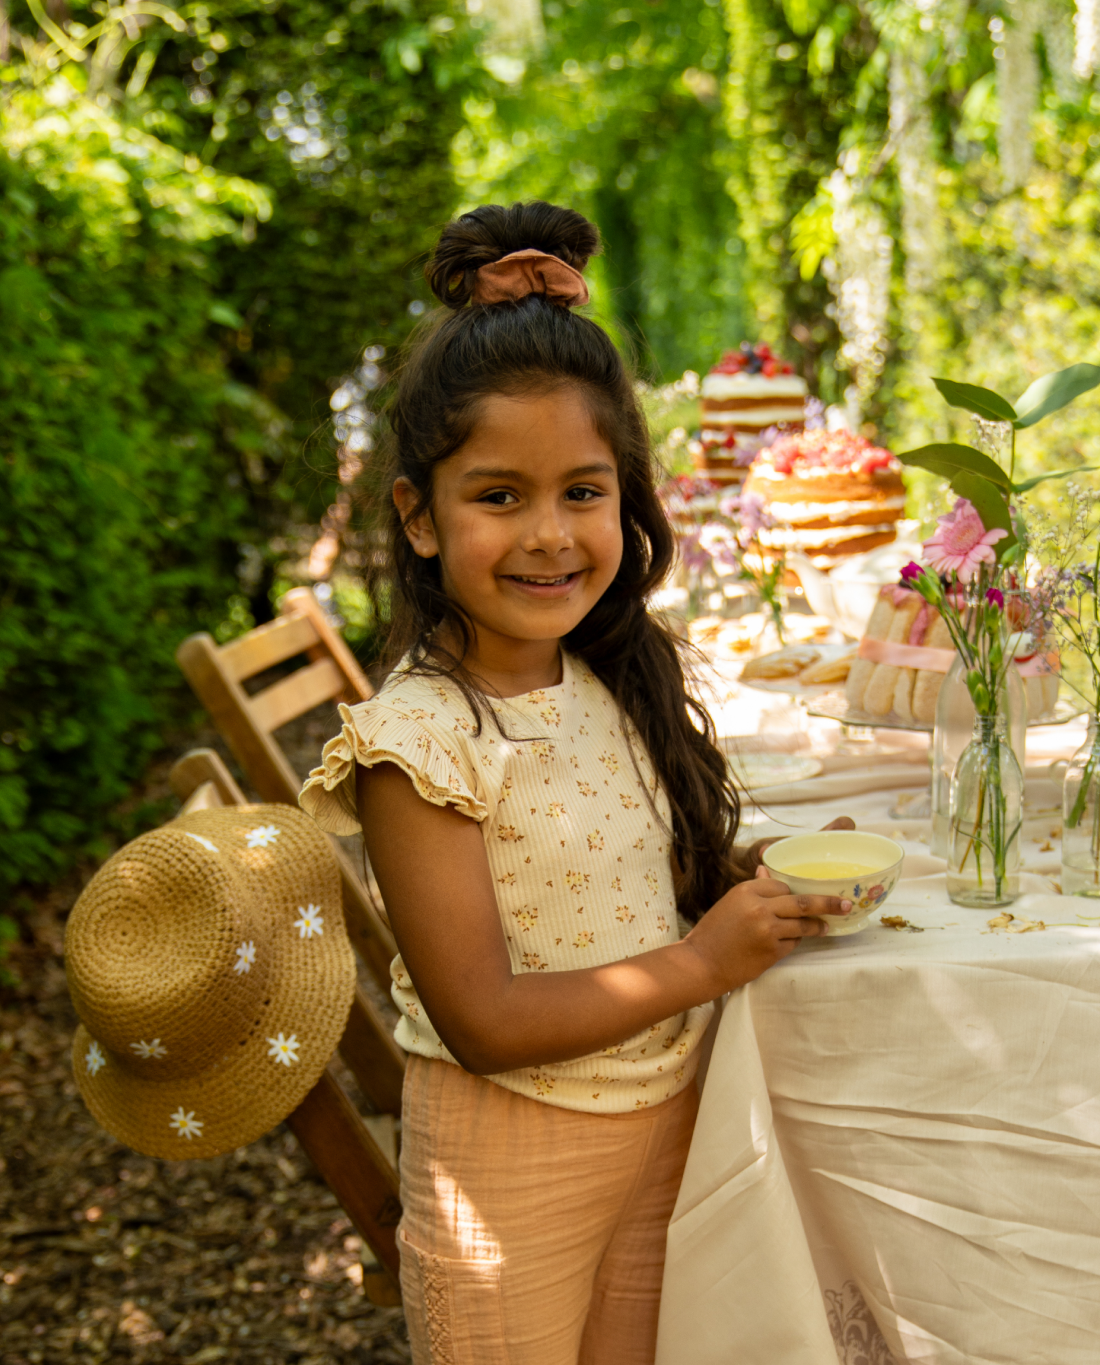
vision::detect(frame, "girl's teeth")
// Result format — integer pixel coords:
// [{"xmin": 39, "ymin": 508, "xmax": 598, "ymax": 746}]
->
[{"xmin": 516, "ymin": 575, "xmax": 570, "ymax": 584}]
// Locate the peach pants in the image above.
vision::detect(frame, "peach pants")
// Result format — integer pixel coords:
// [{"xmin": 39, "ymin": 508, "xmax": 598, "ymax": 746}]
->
[{"xmin": 397, "ymin": 1056, "xmax": 698, "ymax": 1365}]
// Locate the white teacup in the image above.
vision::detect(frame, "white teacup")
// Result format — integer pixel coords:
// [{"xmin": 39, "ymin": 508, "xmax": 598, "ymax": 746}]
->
[{"xmin": 762, "ymin": 830, "xmax": 905, "ymax": 936}]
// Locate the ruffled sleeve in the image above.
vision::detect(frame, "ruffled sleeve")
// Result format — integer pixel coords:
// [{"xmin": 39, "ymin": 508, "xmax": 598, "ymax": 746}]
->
[{"xmin": 298, "ymin": 699, "xmax": 489, "ymax": 835}]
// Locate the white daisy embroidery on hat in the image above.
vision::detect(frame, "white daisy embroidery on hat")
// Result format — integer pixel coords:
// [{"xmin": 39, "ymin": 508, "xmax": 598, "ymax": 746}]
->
[
  {"xmin": 267, "ymin": 1032, "xmax": 301, "ymax": 1066},
  {"xmin": 85, "ymin": 1040, "xmax": 106, "ymax": 1075},
  {"xmin": 130, "ymin": 1039, "xmax": 167, "ymax": 1059},
  {"xmin": 184, "ymin": 833, "xmax": 219, "ymax": 853},
  {"xmin": 246, "ymin": 825, "xmax": 281, "ymax": 848},
  {"xmin": 234, "ymin": 941, "xmax": 256, "ymax": 974},
  {"xmin": 169, "ymin": 1108, "xmax": 203, "ymax": 1140},
  {"xmin": 293, "ymin": 905, "xmax": 324, "ymax": 939}
]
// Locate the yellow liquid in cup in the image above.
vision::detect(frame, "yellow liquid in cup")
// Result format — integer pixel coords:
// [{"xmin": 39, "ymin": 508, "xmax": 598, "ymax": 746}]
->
[{"xmin": 782, "ymin": 861, "xmax": 880, "ymax": 880}]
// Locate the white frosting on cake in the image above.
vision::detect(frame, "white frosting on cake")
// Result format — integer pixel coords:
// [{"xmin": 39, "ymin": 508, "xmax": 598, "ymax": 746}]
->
[
  {"xmin": 755, "ymin": 523, "xmax": 898, "ymax": 550},
  {"xmin": 748, "ymin": 462, "xmax": 901, "ymax": 481},
  {"xmin": 701, "ymin": 374, "xmax": 808, "ymax": 400},
  {"xmin": 766, "ymin": 496, "xmax": 907, "ymax": 523}
]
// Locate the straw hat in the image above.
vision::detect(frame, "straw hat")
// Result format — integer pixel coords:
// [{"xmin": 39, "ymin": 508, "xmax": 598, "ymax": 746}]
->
[{"xmin": 66, "ymin": 804, "xmax": 355, "ymax": 1159}]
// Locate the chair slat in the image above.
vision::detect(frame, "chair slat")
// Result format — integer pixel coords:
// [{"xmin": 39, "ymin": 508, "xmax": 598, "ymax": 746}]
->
[
  {"xmin": 220, "ymin": 613, "xmax": 321, "ymax": 683},
  {"xmin": 249, "ymin": 657, "xmax": 345, "ymax": 734},
  {"xmin": 340, "ymin": 990, "xmax": 406, "ymax": 1116},
  {"xmin": 280, "ymin": 588, "xmax": 373, "ymax": 702},
  {"xmin": 287, "ymin": 1068, "xmax": 402, "ymax": 1285}
]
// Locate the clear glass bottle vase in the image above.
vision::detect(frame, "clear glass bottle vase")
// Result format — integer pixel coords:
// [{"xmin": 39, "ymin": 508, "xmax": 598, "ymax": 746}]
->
[
  {"xmin": 946, "ymin": 713, "xmax": 1024, "ymax": 908},
  {"xmin": 932, "ymin": 655, "xmax": 1026, "ymax": 858},
  {"xmin": 1061, "ymin": 716, "xmax": 1100, "ymax": 899}
]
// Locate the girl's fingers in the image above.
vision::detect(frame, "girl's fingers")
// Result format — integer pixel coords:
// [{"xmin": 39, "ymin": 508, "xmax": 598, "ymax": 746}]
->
[
  {"xmin": 778, "ymin": 917, "xmax": 829, "ymax": 939},
  {"xmin": 822, "ymin": 816, "xmax": 855, "ymax": 831},
  {"xmin": 771, "ymin": 892, "xmax": 852, "ymax": 919}
]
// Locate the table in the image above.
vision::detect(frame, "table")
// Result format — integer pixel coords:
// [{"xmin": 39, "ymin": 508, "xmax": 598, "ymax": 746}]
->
[{"xmin": 656, "ymin": 671, "xmax": 1100, "ymax": 1365}]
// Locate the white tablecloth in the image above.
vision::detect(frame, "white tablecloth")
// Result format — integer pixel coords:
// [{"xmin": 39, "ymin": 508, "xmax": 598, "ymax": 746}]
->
[{"xmin": 657, "ymin": 676, "xmax": 1100, "ymax": 1365}]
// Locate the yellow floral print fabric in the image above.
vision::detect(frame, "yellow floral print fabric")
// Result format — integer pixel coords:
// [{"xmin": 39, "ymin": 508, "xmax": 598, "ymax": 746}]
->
[{"xmin": 299, "ymin": 652, "xmax": 714, "ymax": 1114}]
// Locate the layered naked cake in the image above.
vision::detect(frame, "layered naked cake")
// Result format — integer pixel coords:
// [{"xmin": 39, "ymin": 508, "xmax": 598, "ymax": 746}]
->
[
  {"xmin": 693, "ymin": 343, "xmax": 807, "ymax": 490},
  {"xmin": 741, "ymin": 429, "xmax": 906, "ymax": 569}
]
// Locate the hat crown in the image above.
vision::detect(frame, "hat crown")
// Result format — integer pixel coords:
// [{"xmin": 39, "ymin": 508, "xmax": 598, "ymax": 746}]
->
[{"xmin": 67, "ymin": 824, "xmax": 270, "ymax": 1080}]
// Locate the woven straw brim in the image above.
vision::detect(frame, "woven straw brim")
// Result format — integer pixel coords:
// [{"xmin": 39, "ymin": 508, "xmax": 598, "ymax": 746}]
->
[{"xmin": 68, "ymin": 806, "xmax": 355, "ymax": 1160}]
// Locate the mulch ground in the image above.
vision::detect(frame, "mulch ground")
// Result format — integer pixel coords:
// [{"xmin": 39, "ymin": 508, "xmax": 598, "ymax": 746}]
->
[{"xmin": 1, "ymin": 713, "xmax": 411, "ymax": 1365}]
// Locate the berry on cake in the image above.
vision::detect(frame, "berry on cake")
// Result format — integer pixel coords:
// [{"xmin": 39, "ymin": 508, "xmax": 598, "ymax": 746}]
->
[
  {"xmin": 740, "ymin": 428, "xmax": 907, "ymax": 570},
  {"xmin": 692, "ymin": 342, "xmax": 808, "ymax": 490}
]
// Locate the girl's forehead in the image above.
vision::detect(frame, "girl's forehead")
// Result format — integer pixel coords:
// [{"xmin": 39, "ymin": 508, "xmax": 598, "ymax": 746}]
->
[{"xmin": 450, "ymin": 389, "xmax": 617, "ymax": 476}]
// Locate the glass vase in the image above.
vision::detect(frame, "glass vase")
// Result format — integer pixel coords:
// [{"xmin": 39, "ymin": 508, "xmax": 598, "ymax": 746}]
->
[
  {"xmin": 947, "ymin": 714, "xmax": 1023, "ymax": 907},
  {"xmin": 932, "ymin": 656, "xmax": 1026, "ymax": 858},
  {"xmin": 1062, "ymin": 716, "xmax": 1100, "ymax": 899}
]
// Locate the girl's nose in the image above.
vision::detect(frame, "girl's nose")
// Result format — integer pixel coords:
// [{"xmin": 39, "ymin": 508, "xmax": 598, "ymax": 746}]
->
[{"xmin": 522, "ymin": 503, "xmax": 574, "ymax": 555}]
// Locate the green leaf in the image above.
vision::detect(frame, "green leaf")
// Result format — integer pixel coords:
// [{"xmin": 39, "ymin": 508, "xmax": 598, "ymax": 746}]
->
[
  {"xmin": 1012, "ymin": 364, "xmax": 1100, "ymax": 429},
  {"xmin": 950, "ymin": 470, "xmax": 1016, "ymax": 557},
  {"xmin": 208, "ymin": 301, "xmax": 244, "ymax": 328},
  {"xmin": 1012, "ymin": 463, "xmax": 1100, "ymax": 493},
  {"xmin": 895, "ymin": 442, "xmax": 1012, "ymax": 490},
  {"xmin": 932, "ymin": 378, "xmax": 1017, "ymax": 423}
]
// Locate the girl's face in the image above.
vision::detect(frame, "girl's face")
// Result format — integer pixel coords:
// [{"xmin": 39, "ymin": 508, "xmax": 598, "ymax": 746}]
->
[{"xmin": 395, "ymin": 387, "xmax": 623, "ymax": 653}]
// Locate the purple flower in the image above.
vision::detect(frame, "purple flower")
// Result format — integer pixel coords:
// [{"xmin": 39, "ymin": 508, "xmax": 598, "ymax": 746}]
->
[
  {"xmin": 900, "ymin": 561, "xmax": 924, "ymax": 582},
  {"xmin": 986, "ymin": 588, "xmax": 1004, "ymax": 610}
]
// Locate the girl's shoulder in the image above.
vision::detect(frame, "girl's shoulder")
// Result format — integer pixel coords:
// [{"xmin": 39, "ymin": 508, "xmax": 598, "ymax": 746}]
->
[{"xmin": 298, "ymin": 662, "xmax": 490, "ymax": 835}]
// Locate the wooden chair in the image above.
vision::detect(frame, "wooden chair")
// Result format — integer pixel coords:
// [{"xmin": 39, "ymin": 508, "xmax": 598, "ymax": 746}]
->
[
  {"xmin": 172, "ymin": 747, "xmax": 403, "ymax": 1303},
  {"xmin": 175, "ymin": 587, "xmax": 403, "ymax": 1095}
]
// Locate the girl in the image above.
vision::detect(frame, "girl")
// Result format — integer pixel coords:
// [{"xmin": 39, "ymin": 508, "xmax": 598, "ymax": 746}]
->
[{"xmin": 300, "ymin": 201, "xmax": 852, "ymax": 1365}]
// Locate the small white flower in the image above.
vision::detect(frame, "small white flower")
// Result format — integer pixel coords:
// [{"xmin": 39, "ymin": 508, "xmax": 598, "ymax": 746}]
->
[
  {"xmin": 169, "ymin": 1107, "xmax": 204, "ymax": 1140},
  {"xmin": 267, "ymin": 1032, "xmax": 301, "ymax": 1066},
  {"xmin": 85, "ymin": 1040, "xmax": 106, "ymax": 1076},
  {"xmin": 246, "ymin": 825, "xmax": 281, "ymax": 848},
  {"xmin": 234, "ymin": 941, "xmax": 256, "ymax": 974},
  {"xmin": 184, "ymin": 833, "xmax": 219, "ymax": 853},
  {"xmin": 130, "ymin": 1038, "xmax": 167, "ymax": 1059},
  {"xmin": 293, "ymin": 905, "xmax": 324, "ymax": 939}
]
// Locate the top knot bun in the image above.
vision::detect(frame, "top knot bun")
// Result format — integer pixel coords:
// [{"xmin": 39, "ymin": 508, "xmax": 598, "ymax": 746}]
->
[{"xmin": 426, "ymin": 201, "xmax": 601, "ymax": 309}]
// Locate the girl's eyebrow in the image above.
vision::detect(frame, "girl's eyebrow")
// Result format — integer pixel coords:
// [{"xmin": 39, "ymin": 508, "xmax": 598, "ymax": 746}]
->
[{"xmin": 460, "ymin": 462, "xmax": 616, "ymax": 483}]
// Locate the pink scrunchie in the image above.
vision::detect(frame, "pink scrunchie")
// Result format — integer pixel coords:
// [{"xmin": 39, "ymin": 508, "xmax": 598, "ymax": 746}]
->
[{"xmin": 470, "ymin": 248, "xmax": 590, "ymax": 307}]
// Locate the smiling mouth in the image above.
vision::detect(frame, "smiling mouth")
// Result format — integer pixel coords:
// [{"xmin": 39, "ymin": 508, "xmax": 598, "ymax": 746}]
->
[{"xmin": 505, "ymin": 571, "xmax": 582, "ymax": 587}]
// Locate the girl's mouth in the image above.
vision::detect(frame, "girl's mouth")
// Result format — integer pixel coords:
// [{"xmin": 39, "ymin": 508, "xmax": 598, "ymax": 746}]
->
[{"xmin": 504, "ymin": 571, "xmax": 583, "ymax": 595}]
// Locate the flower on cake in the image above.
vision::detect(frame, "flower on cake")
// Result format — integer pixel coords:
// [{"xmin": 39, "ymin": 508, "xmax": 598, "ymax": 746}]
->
[
  {"xmin": 234, "ymin": 940, "xmax": 256, "ymax": 974},
  {"xmin": 130, "ymin": 1038, "xmax": 167, "ymax": 1059},
  {"xmin": 922, "ymin": 498, "xmax": 1007, "ymax": 583},
  {"xmin": 85, "ymin": 1040, "xmax": 106, "ymax": 1075},
  {"xmin": 293, "ymin": 905, "xmax": 324, "ymax": 939},
  {"xmin": 246, "ymin": 825, "xmax": 281, "ymax": 848},
  {"xmin": 169, "ymin": 1108, "xmax": 204, "ymax": 1140},
  {"xmin": 267, "ymin": 1032, "xmax": 301, "ymax": 1066}
]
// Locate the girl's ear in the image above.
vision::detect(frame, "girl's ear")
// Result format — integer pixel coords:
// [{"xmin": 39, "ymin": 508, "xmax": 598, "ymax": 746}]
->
[{"xmin": 393, "ymin": 477, "xmax": 439, "ymax": 559}]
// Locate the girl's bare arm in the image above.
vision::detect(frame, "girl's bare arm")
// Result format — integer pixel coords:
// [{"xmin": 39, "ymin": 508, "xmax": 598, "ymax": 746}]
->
[{"xmin": 358, "ymin": 763, "xmax": 848, "ymax": 1076}]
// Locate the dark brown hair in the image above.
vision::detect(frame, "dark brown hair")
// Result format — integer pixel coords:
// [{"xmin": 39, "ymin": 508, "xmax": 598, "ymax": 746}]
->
[{"xmin": 362, "ymin": 201, "xmax": 744, "ymax": 919}]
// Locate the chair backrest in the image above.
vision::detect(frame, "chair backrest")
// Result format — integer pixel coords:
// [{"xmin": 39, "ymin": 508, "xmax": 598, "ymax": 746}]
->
[
  {"xmin": 176, "ymin": 589, "xmax": 399, "ymax": 989},
  {"xmin": 172, "ymin": 747, "xmax": 402, "ymax": 1303}
]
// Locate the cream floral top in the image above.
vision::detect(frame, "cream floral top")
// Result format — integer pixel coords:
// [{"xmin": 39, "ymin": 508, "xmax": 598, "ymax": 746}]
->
[{"xmin": 298, "ymin": 651, "xmax": 713, "ymax": 1114}]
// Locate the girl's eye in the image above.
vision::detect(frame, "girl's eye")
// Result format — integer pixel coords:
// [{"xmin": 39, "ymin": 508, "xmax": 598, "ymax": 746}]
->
[
  {"xmin": 480, "ymin": 489, "xmax": 518, "ymax": 506},
  {"xmin": 565, "ymin": 485, "xmax": 603, "ymax": 503}
]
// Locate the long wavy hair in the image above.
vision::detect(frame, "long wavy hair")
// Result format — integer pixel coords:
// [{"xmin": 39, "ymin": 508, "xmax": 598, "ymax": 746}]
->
[{"xmin": 360, "ymin": 201, "xmax": 745, "ymax": 919}]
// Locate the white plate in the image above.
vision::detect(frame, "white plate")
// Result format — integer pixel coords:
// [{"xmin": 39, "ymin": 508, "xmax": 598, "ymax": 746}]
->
[
  {"xmin": 727, "ymin": 752, "xmax": 824, "ymax": 789},
  {"xmin": 736, "ymin": 644, "xmax": 856, "ymax": 698}
]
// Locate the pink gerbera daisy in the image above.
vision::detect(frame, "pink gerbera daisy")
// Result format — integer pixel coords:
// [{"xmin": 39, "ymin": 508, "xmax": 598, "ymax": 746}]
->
[{"xmin": 921, "ymin": 499, "xmax": 1007, "ymax": 583}]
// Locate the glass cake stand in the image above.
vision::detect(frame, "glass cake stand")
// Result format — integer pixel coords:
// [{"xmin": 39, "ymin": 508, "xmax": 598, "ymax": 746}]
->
[{"xmin": 804, "ymin": 694, "xmax": 1084, "ymax": 818}]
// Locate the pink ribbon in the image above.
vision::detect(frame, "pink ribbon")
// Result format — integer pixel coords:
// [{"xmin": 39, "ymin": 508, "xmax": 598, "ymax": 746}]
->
[
  {"xmin": 857, "ymin": 638, "xmax": 1061, "ymax": 677},
  {"xmin": 470, "ymin": 249, "xmax": 590, "ymax": 307}
]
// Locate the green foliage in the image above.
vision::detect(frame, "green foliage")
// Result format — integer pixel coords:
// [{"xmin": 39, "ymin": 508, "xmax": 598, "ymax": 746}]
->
[
  {"xmin": 453, "ymin": 0, "xmax": 748, "ymax": 380},
  {"xmin": 0, "ymin": 81, "xmax": 265, "ymax": 890},
  {"xmin": 0, "ymin": 0, "xmax": 469, "ymax": 892}
]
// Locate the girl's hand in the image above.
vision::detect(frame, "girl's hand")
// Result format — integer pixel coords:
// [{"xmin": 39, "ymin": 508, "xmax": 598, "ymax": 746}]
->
[
  {"xmin": 745, "ymin": 815, "xmax": 856, "ymax": 872},
  {"xmin": 683, "ymin": 867, "xmax": 852, "ymax": 994}
]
